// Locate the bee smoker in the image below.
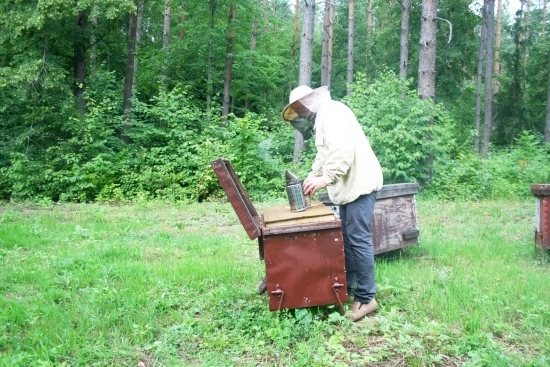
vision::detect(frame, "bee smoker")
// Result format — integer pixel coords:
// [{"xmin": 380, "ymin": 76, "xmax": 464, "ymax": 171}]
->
[{"xmin": 285, "ymin": 171, "xmax": 311, "ymax": 212}]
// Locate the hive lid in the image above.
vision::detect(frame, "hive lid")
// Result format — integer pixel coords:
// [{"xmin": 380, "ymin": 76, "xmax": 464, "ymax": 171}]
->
[
  {"xmin": 211, "ymin": 158, "xmax": 261, "ymax": 240},
  {"xmin": 531, "ymin": 184, "xmax": 550, "ymax": 196},
  {"xmin": 317, "ymin": 183, "xmax": 419, "ymax": 204},
  {"xmin": 263, "ymin": 202, "xmax": 335, "ymax": 228},
  {"xmin": 376, "ymin": 183, "xmax": 419, "ymax": 199}
]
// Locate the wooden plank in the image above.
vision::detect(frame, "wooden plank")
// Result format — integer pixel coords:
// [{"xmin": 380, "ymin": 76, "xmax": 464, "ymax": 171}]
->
[
  {"xmin": 376, "ymin": 183, "xmax": 419, "ymax": 199},
  {"xmin": 263, "ymin": 202, "xmax": 336, "ymax": 228}
]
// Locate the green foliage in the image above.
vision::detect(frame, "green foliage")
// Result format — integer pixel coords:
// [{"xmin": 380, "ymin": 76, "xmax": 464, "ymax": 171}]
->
[
  {"xmin": 428, "ymin": 131, "xmax": 550, "ymax": 201},
  {"xmin": 1, "ymin": 80, "xmax": 292, "ymax": 202},
  {"xmin": 1, "ymin": 0, "xmax": 548, "ymax": 203},
  {"xmin": 493, "ymin": 7, "xmax": 550, "ymax": 146},
  {"xmin": 346, "ymin": 71, "xmax": 456, "ymax": 185},
  {"xmin": 2, "ymin": 69, "xmax": 125, "ymax": 202},
  {"xmin": 124, "ymin": 86, "xmax": 286, "ymax": 202}
]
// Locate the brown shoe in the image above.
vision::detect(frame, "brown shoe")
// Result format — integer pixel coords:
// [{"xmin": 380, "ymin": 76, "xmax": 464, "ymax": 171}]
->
[{"xmin": 347, "ymin": 298, "xmax": 378, "ymax": 321}]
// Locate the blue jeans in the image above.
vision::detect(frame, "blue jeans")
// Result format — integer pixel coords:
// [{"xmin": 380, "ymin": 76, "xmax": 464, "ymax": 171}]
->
[{"xmin": 339, "ymin": 191, "xmax": 377, "ymax": 304}]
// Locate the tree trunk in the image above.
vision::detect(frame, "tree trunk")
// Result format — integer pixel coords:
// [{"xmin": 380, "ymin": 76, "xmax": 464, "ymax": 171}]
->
[
  {"xmin": 367, "ymin": 0, "xmax": 373, "ymax": 37},
  {"xmin": 90, "ymin": 15, "xmax": 97, "ymax": 76},
  {"xmin": 133, "ymin": 1, "xmax": 143, "ymax": 87},
  {"xmin": 263, "ymin": 0, "xmax": 269, "ymax": 31},
  {"xmin": 74, "ymin": 11, "xmax": 88, "ymax": 114},
  {"xmin": 321, "ymin": 0, "xmax": 334, "ymax": 88},
  {"xmin": 418, "ymin": 0, "xmax": 437, "ymax": 181},
  {"xmin": 474, "ymin": 1, "xmax": 488, "ymax": 154},
  {"xmin": 327, "ymin": 0, "xmax": 334, "ymax": 87},
  {"xmin": 481, "ymin": 0, "xmax": 495, "ymax": 157},
  {"xmin": 294, "ymin": 0, "xmax": 315, "ymax": 163},
  {"xmin": 519, "ymin": 1, "xmax": 531, "ymax": 134},
  {"xmin": 222, "ymin": 4, "xmax": 236, "ymax": 122},
  {"xmin": 546, "ymin": 53, "xmax": 550, "ymax": 143},
  {"xmin": 122, "ymin": 4, "xmax": 138, "ymax": 144},
  {"xmin": 245, "ymin": 14, "xmax": 257, "ymax": 110},
  {"xmin": 162, "ymin": 0, "xmax": 171, "ymax": 83},
  {"xmin": 206, "ymin": 0, "xmax": 217, "ymax": 114},
  {"xmin": 179, "ymin": 2, "xmax": 185, "ymax": 39},
  {"xmin": 524, "ymin": 0, "xmax": 530, "ymax": 67},
  {"xmin": 543, "ymin": 0, "xmax": 547, "ymax": 34},
  {"xmin": 493, "ymin": 0, "xmax": 502, "ymax": 94},
  {"xmin": 346, "ymin": 0, "xmax": 355, "ymax": 96},
  {"xmin": 293, "ymin": 0, "xmax": 300, "ymax": 57},
  {"xmin": 299, "ymin": 0, "xmax": 315, "ymax": 87},
  {"xmin": 545, "ymin": 0, "xmax": 550, "ymax": 143},
  {"xmin": 418, "ymin": 0, "xmax": 437, "ymax": 101},
  {"xmin": 399, "ymin": 0, "xmax": 411, "ymax": 81}
]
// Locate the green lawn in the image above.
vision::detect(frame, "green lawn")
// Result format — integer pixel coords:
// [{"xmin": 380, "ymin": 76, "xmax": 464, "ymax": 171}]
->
[{"xmin": 1, "ymin": 199, "xmax": 549, "ymax": 366}]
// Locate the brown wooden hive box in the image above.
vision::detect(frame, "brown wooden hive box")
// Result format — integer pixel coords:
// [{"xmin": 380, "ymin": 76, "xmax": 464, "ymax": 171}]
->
[
  {"xmin": 318, "ymin": 182, "xmax": 420, "ymax": 255},
  {"xmin": 531, "ymin": 184, "xmax": 550, "ymax": 249},
  {"xmin": 211, "ymin": 158, "xmax": 420, "ymax": 311}
]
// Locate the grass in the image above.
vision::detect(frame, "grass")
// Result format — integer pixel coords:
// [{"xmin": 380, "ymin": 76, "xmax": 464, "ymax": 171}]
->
[{"xmin": 0, "ymin": 199, "xmax": 549, "ymax": 367}]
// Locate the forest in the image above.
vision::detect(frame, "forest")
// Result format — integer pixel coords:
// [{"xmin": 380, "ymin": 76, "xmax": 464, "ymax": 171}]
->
[{"xmin": 1, "ymin": 0, "xmax": 550, "ymax": 203}]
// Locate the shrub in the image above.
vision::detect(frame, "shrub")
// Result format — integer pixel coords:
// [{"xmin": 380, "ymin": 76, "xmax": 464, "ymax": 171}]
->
[
  {"xmin": 346, "ymin": 71, "xmax": 455, "ymax": 185},
  {"xmin": 428, "ymin": 131, "xmax": 550, "ymax": 201}
]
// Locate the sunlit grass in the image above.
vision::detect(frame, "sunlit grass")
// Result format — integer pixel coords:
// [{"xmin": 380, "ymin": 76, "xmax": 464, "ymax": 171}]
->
[{"xmin": 1, "ymin": 199, "xmax": 549, "ymax": 366}]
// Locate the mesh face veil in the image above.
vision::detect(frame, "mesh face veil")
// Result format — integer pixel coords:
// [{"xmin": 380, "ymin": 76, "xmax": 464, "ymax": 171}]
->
[{"xmin": 290, "ymin": 118, "xmax": 315, "ymax": 140}]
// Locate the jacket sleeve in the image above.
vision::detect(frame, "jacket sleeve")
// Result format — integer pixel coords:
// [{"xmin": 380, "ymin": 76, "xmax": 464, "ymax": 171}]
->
[{"xmin": 311, "ymin": 103, "xmax": 355, "ymax": 185}]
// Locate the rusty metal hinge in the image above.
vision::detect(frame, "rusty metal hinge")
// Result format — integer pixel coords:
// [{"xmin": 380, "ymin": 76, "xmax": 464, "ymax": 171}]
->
[
  {"xmin": 271, "ymin": 284, "xmax": 285, "ymax": 311},
  {"xmin": 332, "ymin": 277, "xmax": 346, "ymax": 314}
]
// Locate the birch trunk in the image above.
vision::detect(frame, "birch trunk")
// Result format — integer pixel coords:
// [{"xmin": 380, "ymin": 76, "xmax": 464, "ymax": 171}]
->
[
  {"xmin": 294, "ymin": 0, "xmax": 315, "ymax": 163},
  {"xmin": 321, "ymin": 0, "xmax": 334, "ymax": 88},
  {"xmin": 399, "ymin": 0, "xmax": 411, "ymax": 81},
  {"xmin": 74, "ymin": 11, "xmax": 88, "ymax": 114},
  {"xmin": 367, "ymin": 0, "xmax": 373, "ymax": 37},
  {"xmin": 245, "ymin": 14, "xmax": 258, "ymax": 110},
  {"xmin": 474, "ymin": 1, "xmax": 488, "ymax": 153},
  {"xmin": 545, "ymin": 0, "xmax": 550, "ymax": 143},
  {"xmin": 481, "ymin": 0, "xmax": 495, "ymax": 157},
  {"xmin": 162, "ymin": 0, "xmax": 171, "ymax": 83},
  {"xmin": 206, "ymin": 0, "xmax": 216, "ymax": 113},
  {"xmin": 222, "ymin": 5, "xmax": 236, "ymax": 122},
  {"xmin": 90, "ymin": 13, "xmax": 97, "ymax": 76},
  {"xmin": 299, "ymin": 0, "xmax": 315, "ymax": 87},
  {"xmin": 179, "ymin": 2, "xmax": 185, "ymax": 39},
  {"xmin": 122, "ymin": 3, "xmax": 138, "ymax": 143},
  {"xmin": 543, "ymin": 0, "xmax": 547, "ymax": 34},
  {"xmin": 418, "ymin": 0, "xmax": 437, "ymax": 101},
  {"xmin": 293, "ymin": 0, "xmax": 300, "ymax": 57},
  {"xmin": 418, "ymin": 0, "xmax": 437, "ymax": 180},
  {"xmin": 133, "ymin": 1, "xmax": 143, "ymax": 87},
  {"xmin": 493, "ymin": 0, "xmax": 502, "ymax": 94},
  {"xmin": 263, "ymin": 0, "xmax": 269, "ymax": 30},
  {"xmin": 346, "ymin": 0, "xmax": 355, "ymax": 96},
  {"xmin": 546, "ymin": 54, "xmax": 550, "ymax": 142}
]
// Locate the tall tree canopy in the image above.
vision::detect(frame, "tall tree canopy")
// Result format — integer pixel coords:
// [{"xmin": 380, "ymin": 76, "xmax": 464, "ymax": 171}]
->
[{"xmin": 0, "ymin": 0, "xmax": 549, "ymax": 202}]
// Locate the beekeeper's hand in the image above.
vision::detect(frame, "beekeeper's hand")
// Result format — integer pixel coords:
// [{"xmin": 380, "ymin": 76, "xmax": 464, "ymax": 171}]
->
[{"xmin": 303, "ymin": 177, "xmax": 327, "ymax": 196}]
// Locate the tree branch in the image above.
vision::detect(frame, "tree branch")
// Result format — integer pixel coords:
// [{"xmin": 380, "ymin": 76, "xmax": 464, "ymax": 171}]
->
[{"xmin": 436, "ymin": 17, "xmax": 453, "ymax": 43}]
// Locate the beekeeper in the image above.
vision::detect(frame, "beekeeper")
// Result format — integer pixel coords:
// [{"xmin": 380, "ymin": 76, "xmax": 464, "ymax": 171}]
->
[{"xmin": 282, "ymin": 85, "xmax": 383, "ymax": 321}]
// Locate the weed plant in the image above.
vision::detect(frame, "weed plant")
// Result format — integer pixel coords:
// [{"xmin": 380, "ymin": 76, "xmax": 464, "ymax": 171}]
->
[{"xmin": 1, "ymin": 199, "xmax": 549, "ymax": 366}]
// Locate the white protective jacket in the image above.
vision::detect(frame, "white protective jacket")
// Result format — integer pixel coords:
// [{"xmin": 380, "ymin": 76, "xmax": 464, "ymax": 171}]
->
[{"xmin": 302, "ymin": 88, "xmax": 383, "ymax": 205}]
